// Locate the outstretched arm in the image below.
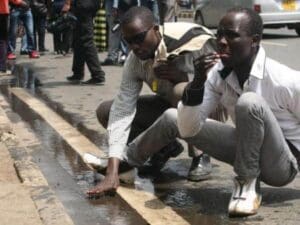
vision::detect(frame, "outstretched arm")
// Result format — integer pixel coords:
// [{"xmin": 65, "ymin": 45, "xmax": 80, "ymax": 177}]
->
[{"xmin": 86, "ymin": 157, "xmax": 121, "ymax": 197}]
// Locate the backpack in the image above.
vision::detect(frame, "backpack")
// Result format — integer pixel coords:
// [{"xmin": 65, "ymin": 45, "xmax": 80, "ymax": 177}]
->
[{"xmin": 160, "ymin": 22, "xmax": 217, "ymax": 74}]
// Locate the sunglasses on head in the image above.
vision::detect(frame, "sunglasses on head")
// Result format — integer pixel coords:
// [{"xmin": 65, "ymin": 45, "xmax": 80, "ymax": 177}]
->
[{"xmin": 123, "ymin": 27, "xmax": 152, "ymax": 45}]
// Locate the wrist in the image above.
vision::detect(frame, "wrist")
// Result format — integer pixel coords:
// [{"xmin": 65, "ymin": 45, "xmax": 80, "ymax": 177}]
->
[
  {"xmin": 190, "ymin": 78, "xmax": 206, "ymax": 89},
  {"xmin": 106, "ymin": 157, "xmax": 120, "ymax": 175}
]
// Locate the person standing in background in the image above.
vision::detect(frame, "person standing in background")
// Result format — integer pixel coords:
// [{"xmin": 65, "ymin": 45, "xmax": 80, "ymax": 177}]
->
[
  {"xmin": 0, "ymin": 0, "xmax": 25, "ymax": 75},
  {"xmin": 7, "ymin": 0, "xmax": 40, "ymax": 59},
  {"xmin": 31, "ymin": 0, "xmax": 51, "ymax": 54},
  {"xmin": 64, "ymin": 0, "xmax": 106, "ymax": 84},
  {"xmin": 157, "ymin": 0, "xmax": 177, "ymax": 23},
  {"xmin": 101, "ymin": 0, "xmax": 140, "ymax": 66}
]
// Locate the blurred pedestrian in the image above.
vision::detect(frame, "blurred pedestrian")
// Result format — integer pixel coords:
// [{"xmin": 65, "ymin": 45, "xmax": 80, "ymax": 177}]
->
[
  {"xmin": 31, "ymin": 0, "xmax": 50, "ymax": 54},
  {"xmin": 7, "ymin": 0, "xmax": 40, "ymax": 59},
  {"xmin": 64, "ymin": 0, "xmax": 106, "ymax": 84},
  {"xmin": 50, "ymin": 0, "xmax": 73, "ymax": 54},
  {"xmin": 1, "ymin": 0, "xmax": 27, "ymax": 75},
  {"xmin": 101, "ymin": 0, "xmax": 140, "ymax": 66}
]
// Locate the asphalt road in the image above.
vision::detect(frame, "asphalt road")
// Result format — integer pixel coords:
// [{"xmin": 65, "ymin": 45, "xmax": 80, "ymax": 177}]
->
[{"xmin": 261, "ymin": 28, "xmax": 300, "ymax": 70}]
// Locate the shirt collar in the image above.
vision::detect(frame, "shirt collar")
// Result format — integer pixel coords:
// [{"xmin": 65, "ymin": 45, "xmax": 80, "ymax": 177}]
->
[{"xmin": 249, "ymin": 46, "xmax": 265, "ymax": 80}]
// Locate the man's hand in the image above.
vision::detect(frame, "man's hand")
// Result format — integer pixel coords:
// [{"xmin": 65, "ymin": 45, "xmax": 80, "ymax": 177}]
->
[
  {"xmin": 191, "ymin": 52, "xmax": 220, "ymax": 88},
  {"xmin": 86, "ymin": 173, "xmax": 120, "ymax": 197},
  {"xmin": 153, "ymin": 60, "xmax": 188, "ymax": 84},
  {"xmin": 19, "ymin": 0, "xmax": 29, "ymax": 10},
  {"xmin": 86, "ymin": 157, "xmax": 121, "ymax": 198}
]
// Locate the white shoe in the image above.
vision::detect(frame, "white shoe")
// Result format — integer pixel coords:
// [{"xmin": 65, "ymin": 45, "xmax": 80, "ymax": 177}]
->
[
  {"xmin": 228, "ymin": 177, "xmax": 262, "ymax": 216},
  {"xmin": 83, "ymin": 153, "xmax": 108, "ymax": 171},
  {"xmin": 0, "ymin": 70, "xmax": 11, "ymax": 76}
]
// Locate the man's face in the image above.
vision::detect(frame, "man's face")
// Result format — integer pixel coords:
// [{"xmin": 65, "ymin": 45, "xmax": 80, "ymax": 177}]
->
[
  {"xmin": 216, "ymin": 12, "xmax": 257, "ymax": 68},
  {"xmin": 122, "ymin": 19, "xmax": 160, "ymax": 60}
]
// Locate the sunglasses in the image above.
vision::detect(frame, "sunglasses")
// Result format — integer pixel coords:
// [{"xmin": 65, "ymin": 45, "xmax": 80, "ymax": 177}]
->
[{"xmin": 123, "ymin": 27, "xmax": 152, "ymax": 45}]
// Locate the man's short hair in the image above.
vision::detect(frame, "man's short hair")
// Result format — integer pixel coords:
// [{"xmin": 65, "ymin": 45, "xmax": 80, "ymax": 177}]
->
[
  {"xmin": 227, "ymin": 7, "xmax": 263, "ymax": 39},
  {"xmin": 120, "ymin": 6, "xmax": 156, "ymax": 28}
]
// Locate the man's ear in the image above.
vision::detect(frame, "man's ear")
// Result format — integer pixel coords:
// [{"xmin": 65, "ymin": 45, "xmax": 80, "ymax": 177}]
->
[
  {"xmin": 252, "ymin": 34, "xmax": 260, "ymax": 48},
  {"xmin": 153, "ymin": 25, "xmax": 160, "ymax": 32}
]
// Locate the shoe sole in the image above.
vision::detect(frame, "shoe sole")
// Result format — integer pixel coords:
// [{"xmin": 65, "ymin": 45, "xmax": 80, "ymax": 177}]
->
[
  {"xmin": 228, "ymin": 195, "xmax": 262, "ymax": 217},
  {"xmin": 187, "ymin": 173, "xmax": 211, "ymax": 182},
  {"xmin": 81, "ymin": 82, "xmax": 105, "ymax": 85}
]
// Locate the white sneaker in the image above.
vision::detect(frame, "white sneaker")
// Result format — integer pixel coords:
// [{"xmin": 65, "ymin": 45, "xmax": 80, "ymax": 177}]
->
[
  {"xmin": 83, "ymin": 153, "xmax": 108, "ymax": 171},
  {"xmin": 228, "ymin": 177, "xmax": 262, "ymax": 216},
  {"xmin": 0, "ymin": 70, "xmax": 11, "ymax": 76}
]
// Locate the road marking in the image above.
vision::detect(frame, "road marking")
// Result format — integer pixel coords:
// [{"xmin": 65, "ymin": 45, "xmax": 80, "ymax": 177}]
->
[
  {"xmin": 261, "ymin": 41, "xmax": 287, "ymax": 47},
  {"xmin": 10, "ymin": 87, "xmax": 190, "ymax": 225}
]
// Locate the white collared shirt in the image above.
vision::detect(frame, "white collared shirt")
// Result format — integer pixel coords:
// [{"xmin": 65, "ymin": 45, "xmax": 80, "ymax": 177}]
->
[{"xmin": 178, "ymin": 47, "xmax": 300, "ymax": 151}]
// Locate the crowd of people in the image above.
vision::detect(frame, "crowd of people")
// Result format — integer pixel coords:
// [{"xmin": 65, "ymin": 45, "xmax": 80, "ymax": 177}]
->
[{"xmin": 1, "ymin": 0, "xmax": 300, "ymax": 219}]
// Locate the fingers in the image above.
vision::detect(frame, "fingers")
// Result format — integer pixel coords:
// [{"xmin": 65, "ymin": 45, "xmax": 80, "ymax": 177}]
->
[
  {"xmin": 194, "ymin": 52, "xmax": 220, "ymax": 65},
  {"xmin": 86, "ymin": 174, "xmax": 119, "ymax": 199},
  {"xmin": 86, "ymin": 184, "xmax": 117, "ymax": 199}
]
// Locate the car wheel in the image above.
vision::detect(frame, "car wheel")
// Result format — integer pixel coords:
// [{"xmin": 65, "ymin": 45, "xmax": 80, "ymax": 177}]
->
[
  {"xmin": 295, "ymin": 28, "xmax": 300, "ymax": 36},
  {"xmin": 194, "ymin": 10, "xmax": 204, "ymax": 25}
]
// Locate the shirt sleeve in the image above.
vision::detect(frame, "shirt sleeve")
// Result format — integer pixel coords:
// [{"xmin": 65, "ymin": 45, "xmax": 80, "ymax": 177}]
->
[
  {"xmin": 107, "ymin": 53, "xmax": 143, "ymax": 159},
  {"xmin": 178, "ymin": 70, "xmax": 222, "ymax": 138}
]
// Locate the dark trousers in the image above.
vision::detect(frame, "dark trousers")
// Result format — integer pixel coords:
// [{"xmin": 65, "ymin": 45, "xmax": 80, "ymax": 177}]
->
[
  {"xmin": 72, "ymin": 13, "xmax": 104, "ymax": 79},
  {"xmin": 0, "ymin": 14, "xmax": 8, "ymax": 71},
  {"xmin": 33, "ymin": 14, "xmax": 46, "ymax": 51}
]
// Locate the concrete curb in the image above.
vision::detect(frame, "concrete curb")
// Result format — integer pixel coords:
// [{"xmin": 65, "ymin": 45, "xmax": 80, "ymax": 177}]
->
[{"xmin": 0, "ymin": 95, "xmax": 74, "ymax": 225}]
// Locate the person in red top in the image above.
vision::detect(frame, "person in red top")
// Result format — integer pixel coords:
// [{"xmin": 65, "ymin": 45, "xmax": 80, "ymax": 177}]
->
[{"xmin": 0, "ymin": 0, "xmax": 27, "ymax": 75}]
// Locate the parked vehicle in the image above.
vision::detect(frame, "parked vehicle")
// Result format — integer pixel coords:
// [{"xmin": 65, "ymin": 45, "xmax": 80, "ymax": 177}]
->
[{"xmin": 193, "ymin": 0, "xmax": 300, "ymax": 36}]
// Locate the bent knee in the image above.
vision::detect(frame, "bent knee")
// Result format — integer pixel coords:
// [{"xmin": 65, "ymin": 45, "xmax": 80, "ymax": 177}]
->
[{"xmin": 96, "ymin": 101, "xmax": 112, "ymax": 128}]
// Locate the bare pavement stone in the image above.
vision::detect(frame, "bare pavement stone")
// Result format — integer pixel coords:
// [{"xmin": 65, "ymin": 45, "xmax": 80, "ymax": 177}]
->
[{"xmin": 0, "ymin": 143, "xmax": 44, "ymax": 225}]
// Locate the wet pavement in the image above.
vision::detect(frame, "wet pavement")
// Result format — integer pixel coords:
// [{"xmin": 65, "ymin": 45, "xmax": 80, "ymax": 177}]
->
[{"xmin": 0, "ymin": 33, "xmax": 300, "ymax": 225}]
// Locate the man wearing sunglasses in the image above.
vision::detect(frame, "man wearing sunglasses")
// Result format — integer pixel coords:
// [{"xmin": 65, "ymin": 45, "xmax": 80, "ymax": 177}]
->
[
  {"xmin": 85, "ymin": 6, "xmax": 218, "ymax": 197},
  {"xmin": 117, "ymin": 7, "xmax": 300, "ymax": 216}
]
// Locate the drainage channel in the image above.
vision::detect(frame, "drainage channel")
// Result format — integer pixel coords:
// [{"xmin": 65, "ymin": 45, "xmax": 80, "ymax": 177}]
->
[{"xmin": 0, "ymin": 65, "xmax": 253, "ymax": 225}]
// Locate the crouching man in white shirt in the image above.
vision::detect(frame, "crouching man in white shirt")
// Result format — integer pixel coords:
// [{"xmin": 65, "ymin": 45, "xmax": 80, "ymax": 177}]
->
[
  {"xmin": 111, "ymin": 7, "xmax": 300, "ymax": 216},
  {"xmin": 177, "ymin": 7, "xmax": 300, "ymax": 216}
]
